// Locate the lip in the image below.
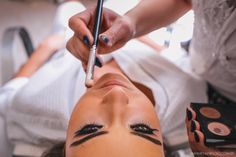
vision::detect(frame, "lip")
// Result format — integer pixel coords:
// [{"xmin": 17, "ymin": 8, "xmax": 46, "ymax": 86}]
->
[
  {"xmin": 94, "ymin": 73, "xmax": 133, "ymax": 90},
  {"xmin": 101, "ymin": 80, "xmax": 128, "ymax": 89}
]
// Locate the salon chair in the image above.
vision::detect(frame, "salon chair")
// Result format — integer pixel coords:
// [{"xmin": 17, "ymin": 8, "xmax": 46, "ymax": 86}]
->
[{"xmin": 0, "ymin": 27, "xmax": 34, "ymax": 85}]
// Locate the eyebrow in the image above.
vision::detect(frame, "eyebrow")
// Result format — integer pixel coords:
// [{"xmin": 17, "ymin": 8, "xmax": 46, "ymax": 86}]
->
[
  {"xmin": 70, "ymin": 131, "xmax": 162, "ymax": 147},
  {"xmin": 70, "ymin": 131, "xmax": 108, "ymax": 147},
  {"xmin": 131, "ymin": 132, "xmax": 162, "ymax": 146}
]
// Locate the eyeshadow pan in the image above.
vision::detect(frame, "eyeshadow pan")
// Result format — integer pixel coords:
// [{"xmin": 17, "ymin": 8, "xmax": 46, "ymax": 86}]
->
[
  {"xmin": 200, "ymin": 107, "xmax": 221, "ymax": 119},
  {"xmin": 208, "ymin": 122, "xmax": 230, "ymax": 136},
  {"xmin": 191, "ymin": 102, "xmax": 236, "ymax": 148}
]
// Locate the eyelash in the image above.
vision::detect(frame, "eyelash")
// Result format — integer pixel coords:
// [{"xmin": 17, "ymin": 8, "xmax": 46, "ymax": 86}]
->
[
  {"xmin": 75, "ymin": 123, "xmax": 103, "ymax": 136},
  {"xmin": 75, "ymin": 122, "xmax": 157, "ymax": 136},
  {"xmin": 130, "ymin": 123, "xmax": 157, "ymax": 135}
]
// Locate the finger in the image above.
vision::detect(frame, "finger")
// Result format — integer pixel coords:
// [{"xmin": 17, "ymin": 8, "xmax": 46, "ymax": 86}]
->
[
  {"xmin": 68, "ymin": 10, "xmax": 94, "ymax": 46},
  {"xmin": 66, "ymin": 37, "xmax": 78, "ymax": 58},
  {"xmin": 99, "ymin": 8, "xmax": 120, "ymax": 35},
  {"xmin": 71, "ymin": 36, "xmax": 90, "ymax": 63},
  {"xmin": 188, "ymin": 130, "xmax": 201, "ymax": 154},
  {"xmin": 189, "ymin": 130, "xmax": 207, "ymax": 157},
  {"xmin": 191, "ymin": 131, "xmax": 236, "ymax": 157},
  {"xmin": 188, "ymin": 129, "xmax": 196, "ymax": 144},
  {"xmin": 186, "ymin": 107, "xmax": 197, "ymax": 121},
  {"xmin": 194, "ymin": 130, "xmax": 205, "ymax": 145},
  {"xmin": 192, "ymin": 130, "xmax": 217, "ymax": 157},
  {"xmin": 186, "ymin": 107, "xmax": 198, "ymax": 138},
  {"xmin": 97, "ymin": 39, "xmax": 127, "ymax": 54},
  {"xmin": 190, "ymin": 120, "xmax": 201, "ymax": 132},
  {"xmin": 66, "ymin": 35, "xmax": 89, "ymax": 63},
  {"xmin": 95, "ymin": 56, "xmax": 103, "ymax": 68},
  {"xmin": 99, "ymin": 16, "xmax": 134, "ymax": 48}
]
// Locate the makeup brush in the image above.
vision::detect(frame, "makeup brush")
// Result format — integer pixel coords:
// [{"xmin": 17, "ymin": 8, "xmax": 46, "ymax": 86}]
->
[{"xmin": 85, "ymin": 0, "xmax": 104, "ymax": 88}]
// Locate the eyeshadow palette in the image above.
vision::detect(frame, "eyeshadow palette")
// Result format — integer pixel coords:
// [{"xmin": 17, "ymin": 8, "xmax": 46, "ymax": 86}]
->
[{"xmin": 190, "ymin": 102, "xmax": 236, "ymax": 148}]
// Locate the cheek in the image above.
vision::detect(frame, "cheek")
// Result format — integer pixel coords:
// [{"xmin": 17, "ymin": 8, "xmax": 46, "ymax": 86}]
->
[
  {"xmin": 126, "ymin": 93, "xmax": 159, "ymax": 122},
  {"xmin": 129, "ymin": 95, "xmax": 155, "ymax": 112},
  {"xmin": 69, "ymin": 103, "xmax": 105, "ymax": 130},
  {"xmin": 126, "ymin": 103, "xmax": 158, "ymax": 123}
]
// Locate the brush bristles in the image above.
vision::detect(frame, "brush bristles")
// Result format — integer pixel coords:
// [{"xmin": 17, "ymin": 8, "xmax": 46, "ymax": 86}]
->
[{"xmin": 85, "ymin": 79, "xmax": 94, "ymax": 88}]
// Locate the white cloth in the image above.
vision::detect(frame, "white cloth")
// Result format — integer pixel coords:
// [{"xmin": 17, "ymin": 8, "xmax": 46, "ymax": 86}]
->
[
  {"xmin": 6, "ymin": 52, "xmax": 86, "ymax": 157},
  {"xmin": 0, "ymin": 77, "xmax": 29, "ymax": 157},
  {"xmin": 190, "ymin": 0, "xmax": 236, "ymax": 101}
]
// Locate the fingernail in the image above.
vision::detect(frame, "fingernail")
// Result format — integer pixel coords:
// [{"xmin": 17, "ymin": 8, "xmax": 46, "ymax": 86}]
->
[
  {"xmin": 100, "ymin": 35, "xmax": 109, "ymax": 44},
  {"xmin": 194, "ymin": 131, "xmax": 200, "ymax": 143},
  {"xmin": 186, "ymin": 108, "xmax": 193, "ymax": 121},
  {"xmin": 83, "ymin": 36, "xmax": 90, "ymax": 46},
  {"xmin": 95, "ymin": 57, "xmax": 103, "ymax": 68},
  {"xmin": 191, "ymin": 120, "xmax": 196, "ymax": 132}
]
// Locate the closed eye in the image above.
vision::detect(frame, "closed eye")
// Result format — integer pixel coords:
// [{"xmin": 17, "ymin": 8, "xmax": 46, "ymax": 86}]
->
[
  {"xmin": 74, "ymin": 124, "xmax": 103, "ymax": 137},
  {"xmin": 130, "ymin": 123, "xmax": 158, "ymax": 135},
  {"xmin": 130, "ymin": 123, "xmax": 162, "ymax": 146},
  {"xmin": 70, "ymin": 124, "xmax": 107, "ymax": 147}
]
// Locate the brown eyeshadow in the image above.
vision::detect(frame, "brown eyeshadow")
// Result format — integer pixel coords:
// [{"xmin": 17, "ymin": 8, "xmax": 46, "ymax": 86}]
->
[
  {"xmin": 200, "ymin": 107, "xmax": 221, "ymax": 119},
  {"xmin": 208, "ymin": 122, "xmax": 231, "ymax": 136}
]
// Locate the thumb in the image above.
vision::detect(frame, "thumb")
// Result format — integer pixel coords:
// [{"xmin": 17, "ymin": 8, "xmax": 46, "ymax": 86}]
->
[{"xmin": 99, "ymin": 16, "xmax": 134, "ymax": 47}]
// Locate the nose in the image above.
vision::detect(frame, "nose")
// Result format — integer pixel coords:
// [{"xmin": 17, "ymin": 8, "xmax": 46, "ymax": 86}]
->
[
  {"xmin": 102, "ymin": 87, "xmax": 129, "ymax": 124},
  {"xmin": 102, "ymin": 87, "xmax": 129, "ymax": 126}
]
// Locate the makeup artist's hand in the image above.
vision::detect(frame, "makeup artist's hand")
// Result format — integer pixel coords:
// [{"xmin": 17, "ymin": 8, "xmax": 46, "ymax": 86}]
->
[
  {"xmin": 66, "ymin": 7, "xmax": 135, "ymax": 64},
  {"xmin": 186, "ymin": 107, "xmax": 236, "ymax": 157}
]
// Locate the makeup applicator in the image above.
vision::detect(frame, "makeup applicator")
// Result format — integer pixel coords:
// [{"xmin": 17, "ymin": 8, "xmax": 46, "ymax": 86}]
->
[{"xmin": 85, "ymin": 0, "xmax": 104, "ymax": 88}]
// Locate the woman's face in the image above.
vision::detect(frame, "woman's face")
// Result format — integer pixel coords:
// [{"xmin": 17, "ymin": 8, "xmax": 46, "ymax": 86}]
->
[{"xmin": 66, "ymin": 73, "xmax": 164, "ymax": 157}]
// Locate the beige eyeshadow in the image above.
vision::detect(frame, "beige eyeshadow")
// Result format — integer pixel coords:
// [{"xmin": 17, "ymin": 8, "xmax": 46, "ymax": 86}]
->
[
  {"xmin": 208, "ymin": 122, "xmax": 230, "ymax": 136},
  {"xmin": 200, "ymin": 107, "xmax": 221, "ymax": 119}
]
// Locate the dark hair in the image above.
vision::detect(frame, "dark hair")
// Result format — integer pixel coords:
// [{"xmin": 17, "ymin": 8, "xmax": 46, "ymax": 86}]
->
[{"xmin": 41, "ymin": 142, "xmax": 65, "ymax": 157}]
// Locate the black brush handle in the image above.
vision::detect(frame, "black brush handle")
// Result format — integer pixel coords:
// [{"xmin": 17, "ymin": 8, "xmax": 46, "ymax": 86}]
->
[{"xmin": 92, "ymin": 0, "xmax": 104, "ymax": 46}]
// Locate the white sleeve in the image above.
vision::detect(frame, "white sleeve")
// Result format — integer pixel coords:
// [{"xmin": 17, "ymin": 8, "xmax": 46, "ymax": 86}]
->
[{"xmin": 0, "ymin": 77, "xmax": 29, "ymax": 117}]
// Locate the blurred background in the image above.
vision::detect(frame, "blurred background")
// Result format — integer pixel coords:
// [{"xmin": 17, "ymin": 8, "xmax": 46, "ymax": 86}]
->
[{"xmin": 0, "ymin": 0, "xmax": 57, "ymax": 47}]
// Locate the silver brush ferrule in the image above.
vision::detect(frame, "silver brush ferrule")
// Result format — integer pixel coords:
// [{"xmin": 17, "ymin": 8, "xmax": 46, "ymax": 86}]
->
[{"xmin": 85, "ymin": 45, "xmax": 97, "ymax": 86}]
